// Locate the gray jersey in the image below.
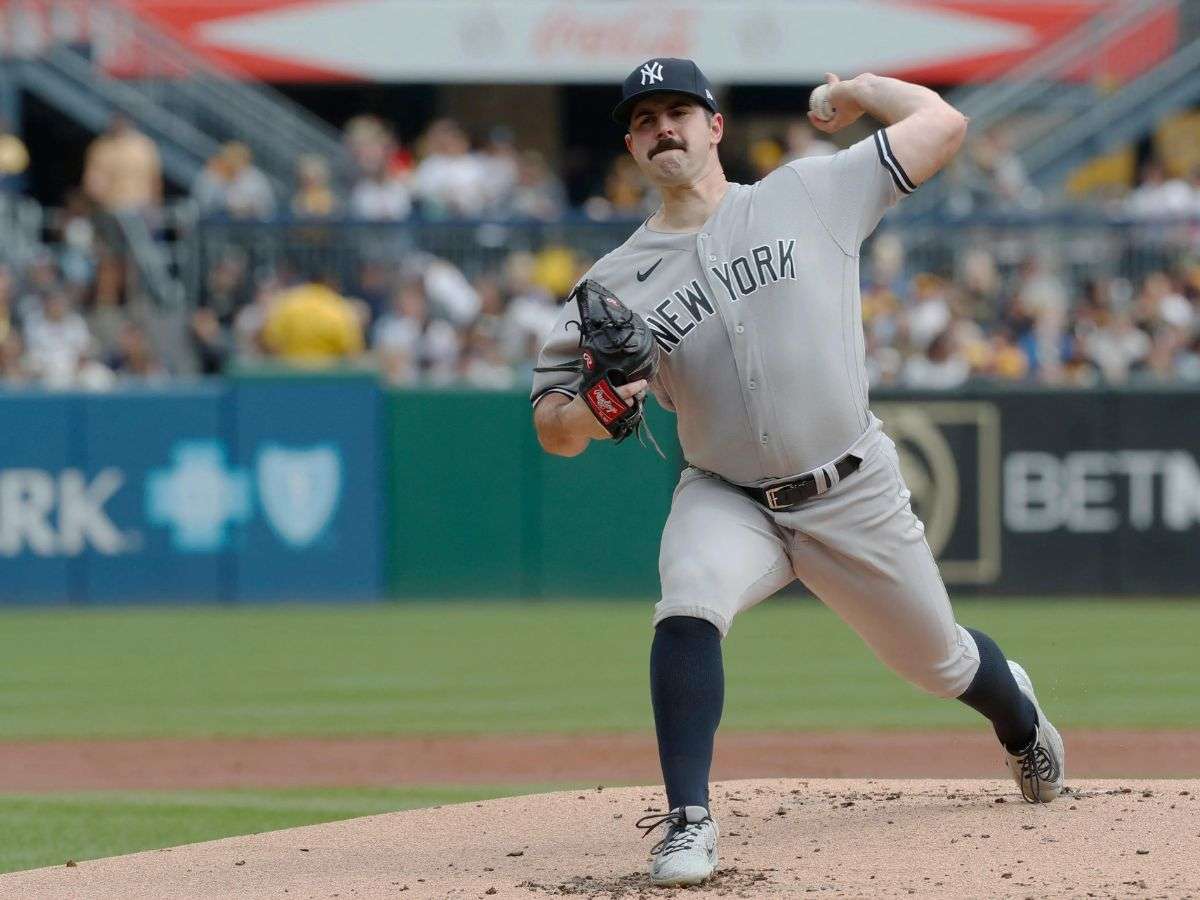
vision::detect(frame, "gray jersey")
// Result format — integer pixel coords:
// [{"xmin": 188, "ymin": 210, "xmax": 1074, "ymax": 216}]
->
[{"xmin": 532, "ymin": 130, "xmax": 912, "ymax": 486}]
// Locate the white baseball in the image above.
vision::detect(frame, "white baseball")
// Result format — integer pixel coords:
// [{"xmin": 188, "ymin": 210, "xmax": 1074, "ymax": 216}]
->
[{"xmin": 809, "ymin": 83, "xmax": 836, "ymax": 121}]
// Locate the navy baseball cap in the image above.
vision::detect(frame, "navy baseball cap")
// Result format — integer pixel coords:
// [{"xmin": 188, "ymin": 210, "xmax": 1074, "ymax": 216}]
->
[{"xmin": 612, "ymin": 58, "xmax": 719, "ymax": 126}]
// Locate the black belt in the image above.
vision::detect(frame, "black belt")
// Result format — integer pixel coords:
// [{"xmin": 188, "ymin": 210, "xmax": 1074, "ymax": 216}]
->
[{"xmin": 741, "ymin": 454, "xmax": 862, "ymax": 511}]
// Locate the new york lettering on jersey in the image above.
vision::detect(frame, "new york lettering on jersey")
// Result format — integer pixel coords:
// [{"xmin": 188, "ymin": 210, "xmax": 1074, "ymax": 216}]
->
[{"xmin": 643, "ymin": 240, "xmax": 797, "ymax": 354}]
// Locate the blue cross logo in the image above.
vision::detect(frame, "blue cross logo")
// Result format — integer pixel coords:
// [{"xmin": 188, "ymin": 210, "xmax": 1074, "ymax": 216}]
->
[{"xmin": 146, "ymin": 441, "xmax": 251, "ymax": 552}]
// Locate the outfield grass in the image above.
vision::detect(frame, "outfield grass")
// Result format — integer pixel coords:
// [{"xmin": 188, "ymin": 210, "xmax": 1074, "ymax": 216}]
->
[
  {"xmin": 0, "ymin": 599, "xmax": 1196, "ymax": 738},
  {"xmin": 0, "ymin": 785, "xmax": 559, "ymax": 875}
]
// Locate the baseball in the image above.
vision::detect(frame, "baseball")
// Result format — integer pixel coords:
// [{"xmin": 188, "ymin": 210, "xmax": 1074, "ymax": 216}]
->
[{"xmin": 809, "ymin": 83, "xmax": 836, "ymax": 121}]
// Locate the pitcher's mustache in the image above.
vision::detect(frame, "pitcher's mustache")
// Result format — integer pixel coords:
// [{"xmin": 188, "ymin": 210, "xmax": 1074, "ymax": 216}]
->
[{"xmin": 650, "ymin": 139, "xmax": 686, "ymax": 159}]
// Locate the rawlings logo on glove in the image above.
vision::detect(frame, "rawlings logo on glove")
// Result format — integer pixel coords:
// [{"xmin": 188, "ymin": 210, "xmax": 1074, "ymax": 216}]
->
[{"xmin": 535, "ymin": 279, "xmax": 662, "ymax": 448}]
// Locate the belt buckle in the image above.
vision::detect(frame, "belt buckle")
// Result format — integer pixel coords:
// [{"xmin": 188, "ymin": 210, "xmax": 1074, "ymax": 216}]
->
[{"xmin": 764, "ymin": 484, "xmax": 790, "ymax": 511}]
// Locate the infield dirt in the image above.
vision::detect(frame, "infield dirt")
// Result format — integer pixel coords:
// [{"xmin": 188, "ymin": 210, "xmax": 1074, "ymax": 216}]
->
[
  {"xmin": 3, "ymin": 778, "xmax": 1197, "ymax": 899},
  {"xmin": 1, "ymin": 730, "xmax": 1197, "ymax": 790}
]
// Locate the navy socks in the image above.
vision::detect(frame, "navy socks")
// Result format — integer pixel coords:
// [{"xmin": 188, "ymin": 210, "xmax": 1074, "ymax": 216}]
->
[
  {"xmin": 650, "ymin": 616, "xmax": 724, "ymax": 811},
  {"xmin": 957, "ymin": 627, "xmax": 1038, "ymax": 753},
  {"xmin": 651, "ymin": 618, "xmax": 1036, "ymax": 810}
]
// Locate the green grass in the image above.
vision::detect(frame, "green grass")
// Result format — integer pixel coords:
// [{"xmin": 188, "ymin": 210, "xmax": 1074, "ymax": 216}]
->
[
  {"xmin": 0, "ymin": 599, "xmax": 1196, "ymax": 738},
  {"xmin": 0, "ymin": 785, "xmax": 559, "ymax": 875}
]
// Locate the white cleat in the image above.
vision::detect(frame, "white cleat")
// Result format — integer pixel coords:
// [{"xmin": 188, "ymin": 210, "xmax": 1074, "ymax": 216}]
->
[
  {"xmin": 636, "ymin": 805, "xmax": 719, "ymax": 887},
  {"xmin": 1005, "ymin": 660, "xmax": 1066, "ymax": 803}
]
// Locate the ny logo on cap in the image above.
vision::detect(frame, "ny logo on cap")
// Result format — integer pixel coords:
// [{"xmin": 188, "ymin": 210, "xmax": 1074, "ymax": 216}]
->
[{"xmin": 640, "ymin": 61, "xmax": 664, "ymax": 85}]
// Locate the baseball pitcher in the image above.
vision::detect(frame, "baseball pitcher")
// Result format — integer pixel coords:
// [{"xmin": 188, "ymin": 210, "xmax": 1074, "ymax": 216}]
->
[{"xmin": 531, "ymin": 58, "xmax": 1065, "ymax": 888}]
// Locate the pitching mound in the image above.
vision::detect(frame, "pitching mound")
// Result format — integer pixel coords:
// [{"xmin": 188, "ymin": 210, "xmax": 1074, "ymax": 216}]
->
[{"xmin": 3, "ymin": 779, "xmax": 1197, "ymax": 898}]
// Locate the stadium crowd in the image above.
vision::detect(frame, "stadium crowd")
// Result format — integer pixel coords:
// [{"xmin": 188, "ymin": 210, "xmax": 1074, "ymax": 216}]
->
[{"xmin": 2, "ymin": 113, "xmax": 1200, "ymax": 391}]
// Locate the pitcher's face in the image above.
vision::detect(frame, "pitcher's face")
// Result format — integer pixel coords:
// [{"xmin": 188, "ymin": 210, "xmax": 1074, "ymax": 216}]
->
[{"xmin": 625, "ymin": 94, "xmax": 722, "ymax": 187}]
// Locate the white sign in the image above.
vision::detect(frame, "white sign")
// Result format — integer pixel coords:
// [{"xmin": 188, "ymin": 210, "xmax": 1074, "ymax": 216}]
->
[
  {"xmin": 0, "ymin": 468, "xmax": 128, "ymax": 556},
  {"xmin": 197, "ymin": 0, "xmax": 1033, "ymax": 83},
  {"xmin": 1004, "ymin": 450, "xmax": 1200, "ymax": 534}
]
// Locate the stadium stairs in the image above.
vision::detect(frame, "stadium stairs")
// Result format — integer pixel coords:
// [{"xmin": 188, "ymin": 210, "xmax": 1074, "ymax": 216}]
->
[
  {"xmin": 900, "ymin": 0, "xmax": 1183, "ymax": 217},
  {"xmin": 1, "ymin": 0, "xmax": 352, "ymax": 306}
]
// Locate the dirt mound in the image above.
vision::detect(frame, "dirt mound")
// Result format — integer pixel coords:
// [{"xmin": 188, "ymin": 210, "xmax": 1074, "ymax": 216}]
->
[{"xmin": 2, "ymin": 779, "xmax": 1197, "ymax": 899}]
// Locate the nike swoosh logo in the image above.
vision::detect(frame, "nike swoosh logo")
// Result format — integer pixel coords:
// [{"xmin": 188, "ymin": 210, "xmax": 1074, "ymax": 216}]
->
[{"xmin": 637, "ymin": 258, "xmax": 664, "ymax": 282}]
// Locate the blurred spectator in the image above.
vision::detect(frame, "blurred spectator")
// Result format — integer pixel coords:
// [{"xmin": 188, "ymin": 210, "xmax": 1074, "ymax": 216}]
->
[
  {"xmin": 904, "ymin": 274, "xmax": 953, "ymax": 351},
  {"xmin": 1012, "ymin": 255, "xmax": 1068, "ymax": 380},
  {"xmin": 984, "ymin": 328, "xmax": 1030, "ymax": 381},
  {"xmin": 344, "ymin": 115, "xmax": 412, "ymax": 183},
  {"xmin": 460, "ymin": 320, "xmax": 515, "ymax": 389},
  {"xmin": 82, "ymin": 115, "xmax": 161, "ymax": 216},
  {"xmin": 1140, "ymin": 325, "xmax": 1189, "ymax": 383},
  {"xmin": 1134, "ymin": 271, "xmax": 1192, "ymax": 331},
  {"xmin": 1124, "ymin": 159, "xmax": 1193, "ymax": 219},
  {"xmin": 55, "ymin": 190, "xmax": 96, "ymax": 286},
  {"xmin": 373, "ymin": 279, "xmax": 460, "ymax": 385},
  {"xmin": 410, "ymin": 119, "xmax": 489, "ymax": 217},
  {"xmin": 111, "ymin": 321, "xmax": 165, "ymax": 380},
  {"xmin": 190, "ymin": 308, "xmax": 231, "ymax": 375},
  {"xmin": 22, "ymin": 288, "xmax": 93, "ymax": 389},
  {"xmin": 17, "ymin": 251, "xmax": 61, "ymax": 321},
  {"xmin": 748, "ymin": 138, "xmax": 784, "ymax": 180},
  {"xmin": 261, "ymin": 276, "xmax": 365, "ymax": 365},
  {"xmin": 0, "ymin": 118, "xmax": 30, "ymax": 194},
  {"xmin": 0, "ymin": 264, "xmax": 16, "ymax": 332},
  {"xmin": 83, "ymin": 115, "xmax": 172, "ymax": 306},
  {"xmin": 346, "ymin": 117, "xmax": 415, "ymax": 239},
  {"xmin": 505, "ymin": 151, "xmax": 567, "ymax": 221},
  {"xmin": 0, "ymin": 331, "xmax": 25, "ymax": 382},
  {"xmin": 292, "ymin": 155, "xmax": 339, "ymax": 219},
  {"xmin": 584, "ymin": 155, "xmax": 653, "ymax": 220},
  {"xmin": 1177, "ymin": 334, "xmax": 1200, "ymax": 381},
  {"xmin": 87, "ymin": 292, "xmax": 126, "ymax": 363},
  {"xmin": 783, "ymin": 120, "xmax": 836, "ymax": 161},
  {"xmin": 501, "ymin": 251, "xmax": 559, "ymax": 364},
  {"xmin": 865, "ymin": 331, "xmax": 902, "ymax": 387},
  {"xmin": 972, "ymin": 129, "xmax": 1039, "ymax": 209},
  {"xmin": 0, "ymin": 266, "xmax": 14, "ymax": 376},
  {"xmin": 350, "ymin": 162, "xmax": 412, "ymax": 222},
  {"xmin": 479, "ymin": 126, "xmax": 520, "ymax": 213},
  {"xmin": 233, "ymin": 275, "xmax": 281, "ymax": 362},
  {"xmin": 1083, "ymin": 312, "xmax": 1150, "ymax": 383},
  {"xmin": 957, "ymin": 246, "xmax": 1003, "ymax": 325},
  {"xmin": 903, "ymin": 329, "xmax": 969, "ymax": 389},
  {"xmin": 405, "ymin": 253, "xmax": 481, "ymax": 326},
  {"xmin": 204, "ymin": 250, "xmax": 250, "ymax": 324},
  {"xmin": 192, "ymin": 142, "xmax": 275, "ymax": 219}
]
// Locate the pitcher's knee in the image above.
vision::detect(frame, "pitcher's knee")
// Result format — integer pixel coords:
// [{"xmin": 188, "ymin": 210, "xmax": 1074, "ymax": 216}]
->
[
  {"xmin": 660, "ymin": 556, "xmax": 728, "ymax": 596},
  {"xmin": 885, "ymin": 631, "xmax": 981, "ymax": 699}
]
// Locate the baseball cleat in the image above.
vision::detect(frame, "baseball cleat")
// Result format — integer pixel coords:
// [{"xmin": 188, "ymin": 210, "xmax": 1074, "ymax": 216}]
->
[
  {"xmin": 636, "ymin": 804, "xmax": 719, "ymax": 886},
  {"xmin": 1004, "ymin": 660, "xmax": 1065, "ymax": 803}
]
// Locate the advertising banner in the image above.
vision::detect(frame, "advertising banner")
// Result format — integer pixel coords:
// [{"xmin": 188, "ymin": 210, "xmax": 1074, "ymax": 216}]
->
[
  {"xmin": 4, "ymin": 384, "xmax": 1197, "ymax": 604},
  {"xmin": 0, "ymin": 377, "xmax": 382, "ymax": 605},
  {"xmin": 230, "ymin": 376, "xmax": 382, "ymax": 602},
  {"xmin": 94, "ymin": 1, "xmax": 1176, "ymax": 85},
  {"xmin": 874, "ymin": 389, "xmax": 1200, "ymax": 594},
  {"xmin": 0, "ymin": 394, "xmax": 78, "ymax": 604}
]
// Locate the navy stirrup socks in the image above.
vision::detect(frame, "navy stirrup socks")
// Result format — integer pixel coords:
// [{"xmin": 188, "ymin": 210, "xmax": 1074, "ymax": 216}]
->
[
  {"xmin": 957, "ymin": 626, "xmax": 1038, "ymax": 753},
  {"xmin": 650, "ymin": 615, "xmax": 724, "ymax": 811}
]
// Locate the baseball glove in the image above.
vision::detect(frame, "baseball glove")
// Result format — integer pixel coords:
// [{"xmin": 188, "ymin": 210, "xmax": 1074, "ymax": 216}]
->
[{"xmin": 535, "ymin": 279, "xmax": 661, "ymax": 447}]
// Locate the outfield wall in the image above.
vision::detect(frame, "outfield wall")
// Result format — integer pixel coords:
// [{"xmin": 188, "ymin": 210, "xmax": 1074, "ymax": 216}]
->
[
  {"xmin": 0, "ymin": 374, "xmax": 384, "ymax": 604},
  {"xmin": 1, "ymin": 379, "xmax": 1197, "ymax": 603}
]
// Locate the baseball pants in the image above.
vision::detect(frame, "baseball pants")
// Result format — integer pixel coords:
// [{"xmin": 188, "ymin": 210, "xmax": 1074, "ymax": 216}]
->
[{"xmin": 654, "ymin": 425, "xmax": 981, "ymax": 699}]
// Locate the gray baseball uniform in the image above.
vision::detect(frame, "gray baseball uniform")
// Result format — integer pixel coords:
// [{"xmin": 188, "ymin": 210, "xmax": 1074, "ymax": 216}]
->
[{"xmin": 532, "ymin": 131, "xmax": 980, "ymax": 699}]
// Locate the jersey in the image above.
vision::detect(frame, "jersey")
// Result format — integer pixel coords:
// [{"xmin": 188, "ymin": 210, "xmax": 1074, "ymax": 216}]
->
[{"xmin": 531, "ymin": 130, "xmax": 912, "ymax": 486}]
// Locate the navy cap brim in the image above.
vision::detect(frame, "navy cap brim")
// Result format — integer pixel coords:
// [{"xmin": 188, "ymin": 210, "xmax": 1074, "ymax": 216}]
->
[{"xmin": 612, "ymin": 89, "xmax": 717, "ymax": 127}]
